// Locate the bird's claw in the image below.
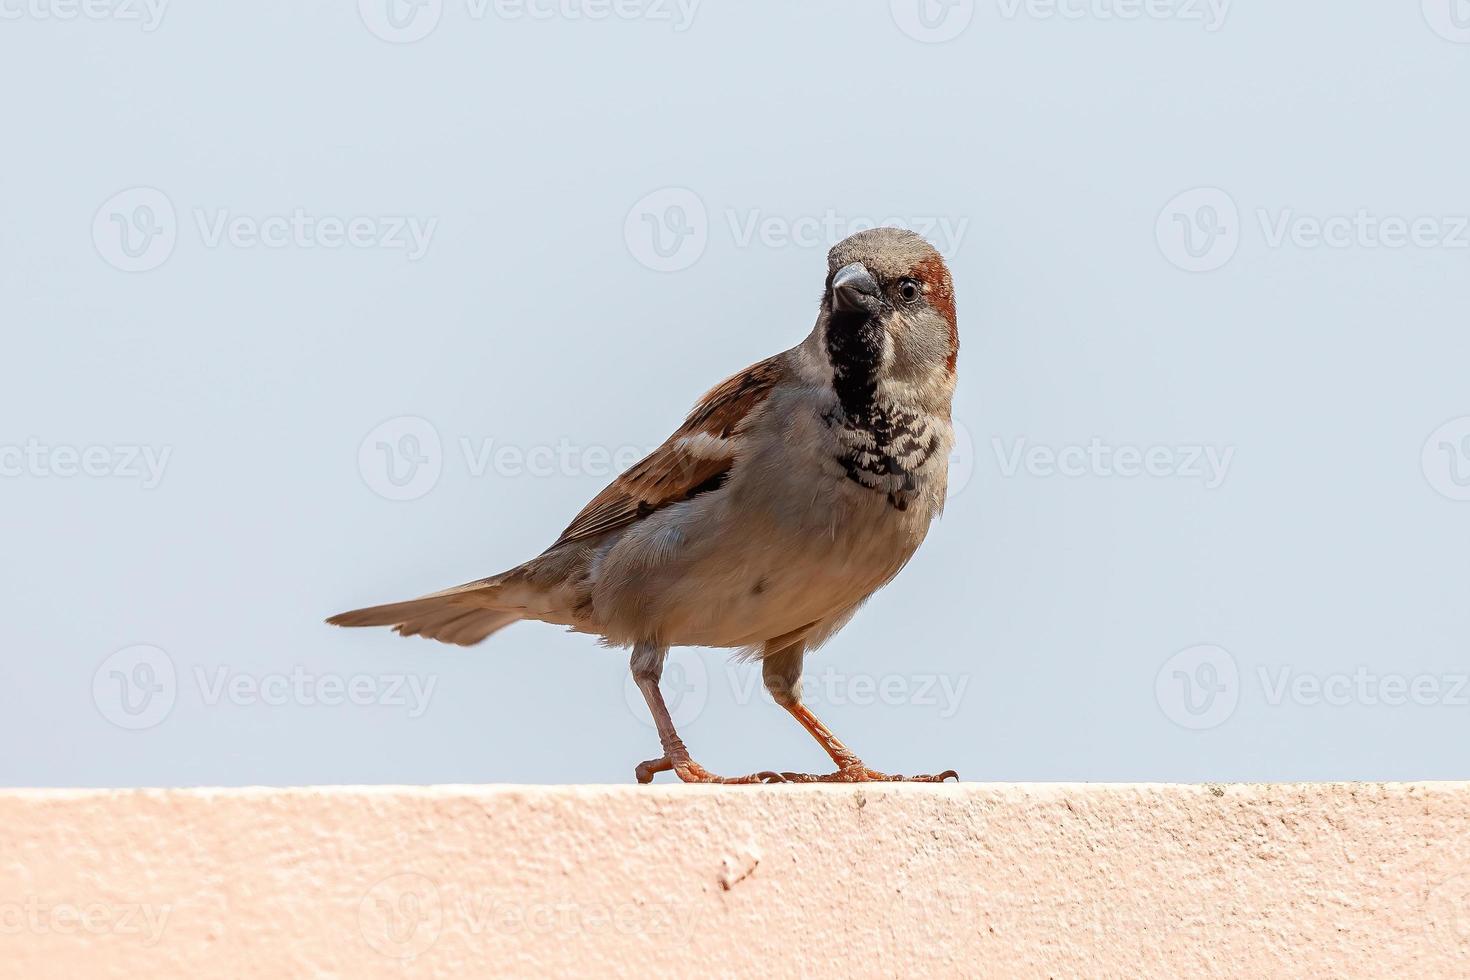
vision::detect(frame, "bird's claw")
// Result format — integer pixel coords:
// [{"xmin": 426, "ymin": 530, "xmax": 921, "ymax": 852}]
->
[
  {"xmin": 635, "ymin": 756, "xmax": 789, "ymax": 784},
  {"xmin": 776, "ymin": 765, "xmax": 959, "ymax": 783},
  {"xmin": 637, "ymin": 755, "xmax": 957, "ymax": 784}
]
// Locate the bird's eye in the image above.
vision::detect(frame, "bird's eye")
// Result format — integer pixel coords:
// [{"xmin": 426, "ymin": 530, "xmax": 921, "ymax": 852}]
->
[{"xmin": 896, "ymin": 278, "xmax": 922, "ymax": 304}]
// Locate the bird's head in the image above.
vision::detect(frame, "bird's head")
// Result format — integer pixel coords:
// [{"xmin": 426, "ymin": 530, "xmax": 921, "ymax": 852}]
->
[{"xmin": 817, "ymin": 227, "xmax": 958, "ymax": 401}]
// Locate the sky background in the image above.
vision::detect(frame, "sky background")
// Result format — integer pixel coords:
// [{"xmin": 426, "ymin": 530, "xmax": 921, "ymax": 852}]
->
[{"xmin": 2, "ymin": 0, "xmax": 1469, "ymax": 786}]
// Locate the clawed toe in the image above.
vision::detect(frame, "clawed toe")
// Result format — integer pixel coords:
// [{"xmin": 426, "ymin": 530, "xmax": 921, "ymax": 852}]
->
[
  {"xmin": 635, "ymin": 756, "xmax": 673, "ymax": 784},
  {"xmin": 638, "ymin": 755, "xmax": 957, "ymax": 784},
  {"xmin": 635, "ymin": 756, "xmax": 788, "ymax": 784},
  {"xmin": 776, "ymin": 765, "xmax": 959, "ymax": 783},
  {"xmin": 675, "ymin": 760, "xmax": 788, "ymax": 784}
]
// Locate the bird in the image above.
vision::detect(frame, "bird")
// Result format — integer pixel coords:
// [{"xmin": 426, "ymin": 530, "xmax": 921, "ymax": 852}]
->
[{"xmin": 328, "ymin": 226, "xmax": 960, "ymax": 783}]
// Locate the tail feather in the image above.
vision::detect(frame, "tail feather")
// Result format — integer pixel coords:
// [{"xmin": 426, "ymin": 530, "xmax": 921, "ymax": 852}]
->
[{"xmin": 326, "ymin": 583, "xmax": 521, "ymax": 647}]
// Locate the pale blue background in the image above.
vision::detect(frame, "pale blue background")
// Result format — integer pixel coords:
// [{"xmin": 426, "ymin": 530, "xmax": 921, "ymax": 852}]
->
[{"xmin": 2, "ymin": 1, "xmax": 1468, "ymax": 786}]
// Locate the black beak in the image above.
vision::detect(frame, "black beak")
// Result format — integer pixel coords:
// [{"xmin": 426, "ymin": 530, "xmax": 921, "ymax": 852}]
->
[{"xmin": 831, "ymin": 262, "xmax": 881, "ymax": 314}]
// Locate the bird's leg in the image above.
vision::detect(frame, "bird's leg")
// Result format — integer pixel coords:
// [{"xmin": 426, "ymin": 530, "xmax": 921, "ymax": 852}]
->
[
  {"xmin": 762, "ymin": 642, "xmax": 958, "ymax": 783},
  {"xmin": 630, "ymin": 643, "xmax": 785, "ymax": 785}
]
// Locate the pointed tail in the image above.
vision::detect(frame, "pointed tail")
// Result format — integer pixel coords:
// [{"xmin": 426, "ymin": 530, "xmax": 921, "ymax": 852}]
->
[{"xmin": 326, "ymin": 580, "xmax": 521, "ymax": 647}]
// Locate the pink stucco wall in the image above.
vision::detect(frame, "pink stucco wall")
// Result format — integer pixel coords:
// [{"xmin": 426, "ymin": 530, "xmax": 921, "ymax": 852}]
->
[{"xmin": 2, "ymin": 784, "xmax": 1468, "ymax": 977}]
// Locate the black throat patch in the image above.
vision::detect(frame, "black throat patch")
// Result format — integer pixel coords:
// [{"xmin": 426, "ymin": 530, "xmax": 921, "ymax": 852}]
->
[
  {"xmin": 825, "ymin": 309, "xmax": 885, "ymax": 422},
  {"xmin": 823, "ymin": 311, "xmax": 940, "ymax": 510}
]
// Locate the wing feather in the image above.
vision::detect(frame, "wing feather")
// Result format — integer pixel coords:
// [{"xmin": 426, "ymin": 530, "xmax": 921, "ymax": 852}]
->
[{"xmin": 548, "ymin": 355, "xmax": 784, "ymax": 549}]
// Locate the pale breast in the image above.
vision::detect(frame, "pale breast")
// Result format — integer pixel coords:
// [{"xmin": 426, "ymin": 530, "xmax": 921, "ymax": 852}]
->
[{"xmin": 585, "ymin": 386, "xmax": 951, "ymax": 649}]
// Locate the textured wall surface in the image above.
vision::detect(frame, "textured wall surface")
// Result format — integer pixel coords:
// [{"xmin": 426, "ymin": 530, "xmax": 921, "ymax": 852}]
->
[{"xmin": 2, "ymin": 784, "xmax": 1468, "ymax": 977}]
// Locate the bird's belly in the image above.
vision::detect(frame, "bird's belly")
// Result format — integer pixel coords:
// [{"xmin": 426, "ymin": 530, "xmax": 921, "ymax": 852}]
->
[
  {"xmin": 583, "ymin": 393, "xmax": 949, "ymax": 650},
  {"xmin": 675, "ymin": 527, "xmax": 916, "ymax": 648},
  {"xmin": 592, "ymin": 474, "xmax": 933, "ymax": 649}
]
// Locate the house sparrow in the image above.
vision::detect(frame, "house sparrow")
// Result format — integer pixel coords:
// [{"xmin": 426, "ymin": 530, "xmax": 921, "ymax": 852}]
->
[{"xmin": 329, "ymin": 227, "xmax": 960, "ymax": 783}]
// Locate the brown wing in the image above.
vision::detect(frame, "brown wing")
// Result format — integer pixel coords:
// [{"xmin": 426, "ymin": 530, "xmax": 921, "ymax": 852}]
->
[{"xmin": 548, "ymin": 356, "xmax": 784, "ymax": 549}]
